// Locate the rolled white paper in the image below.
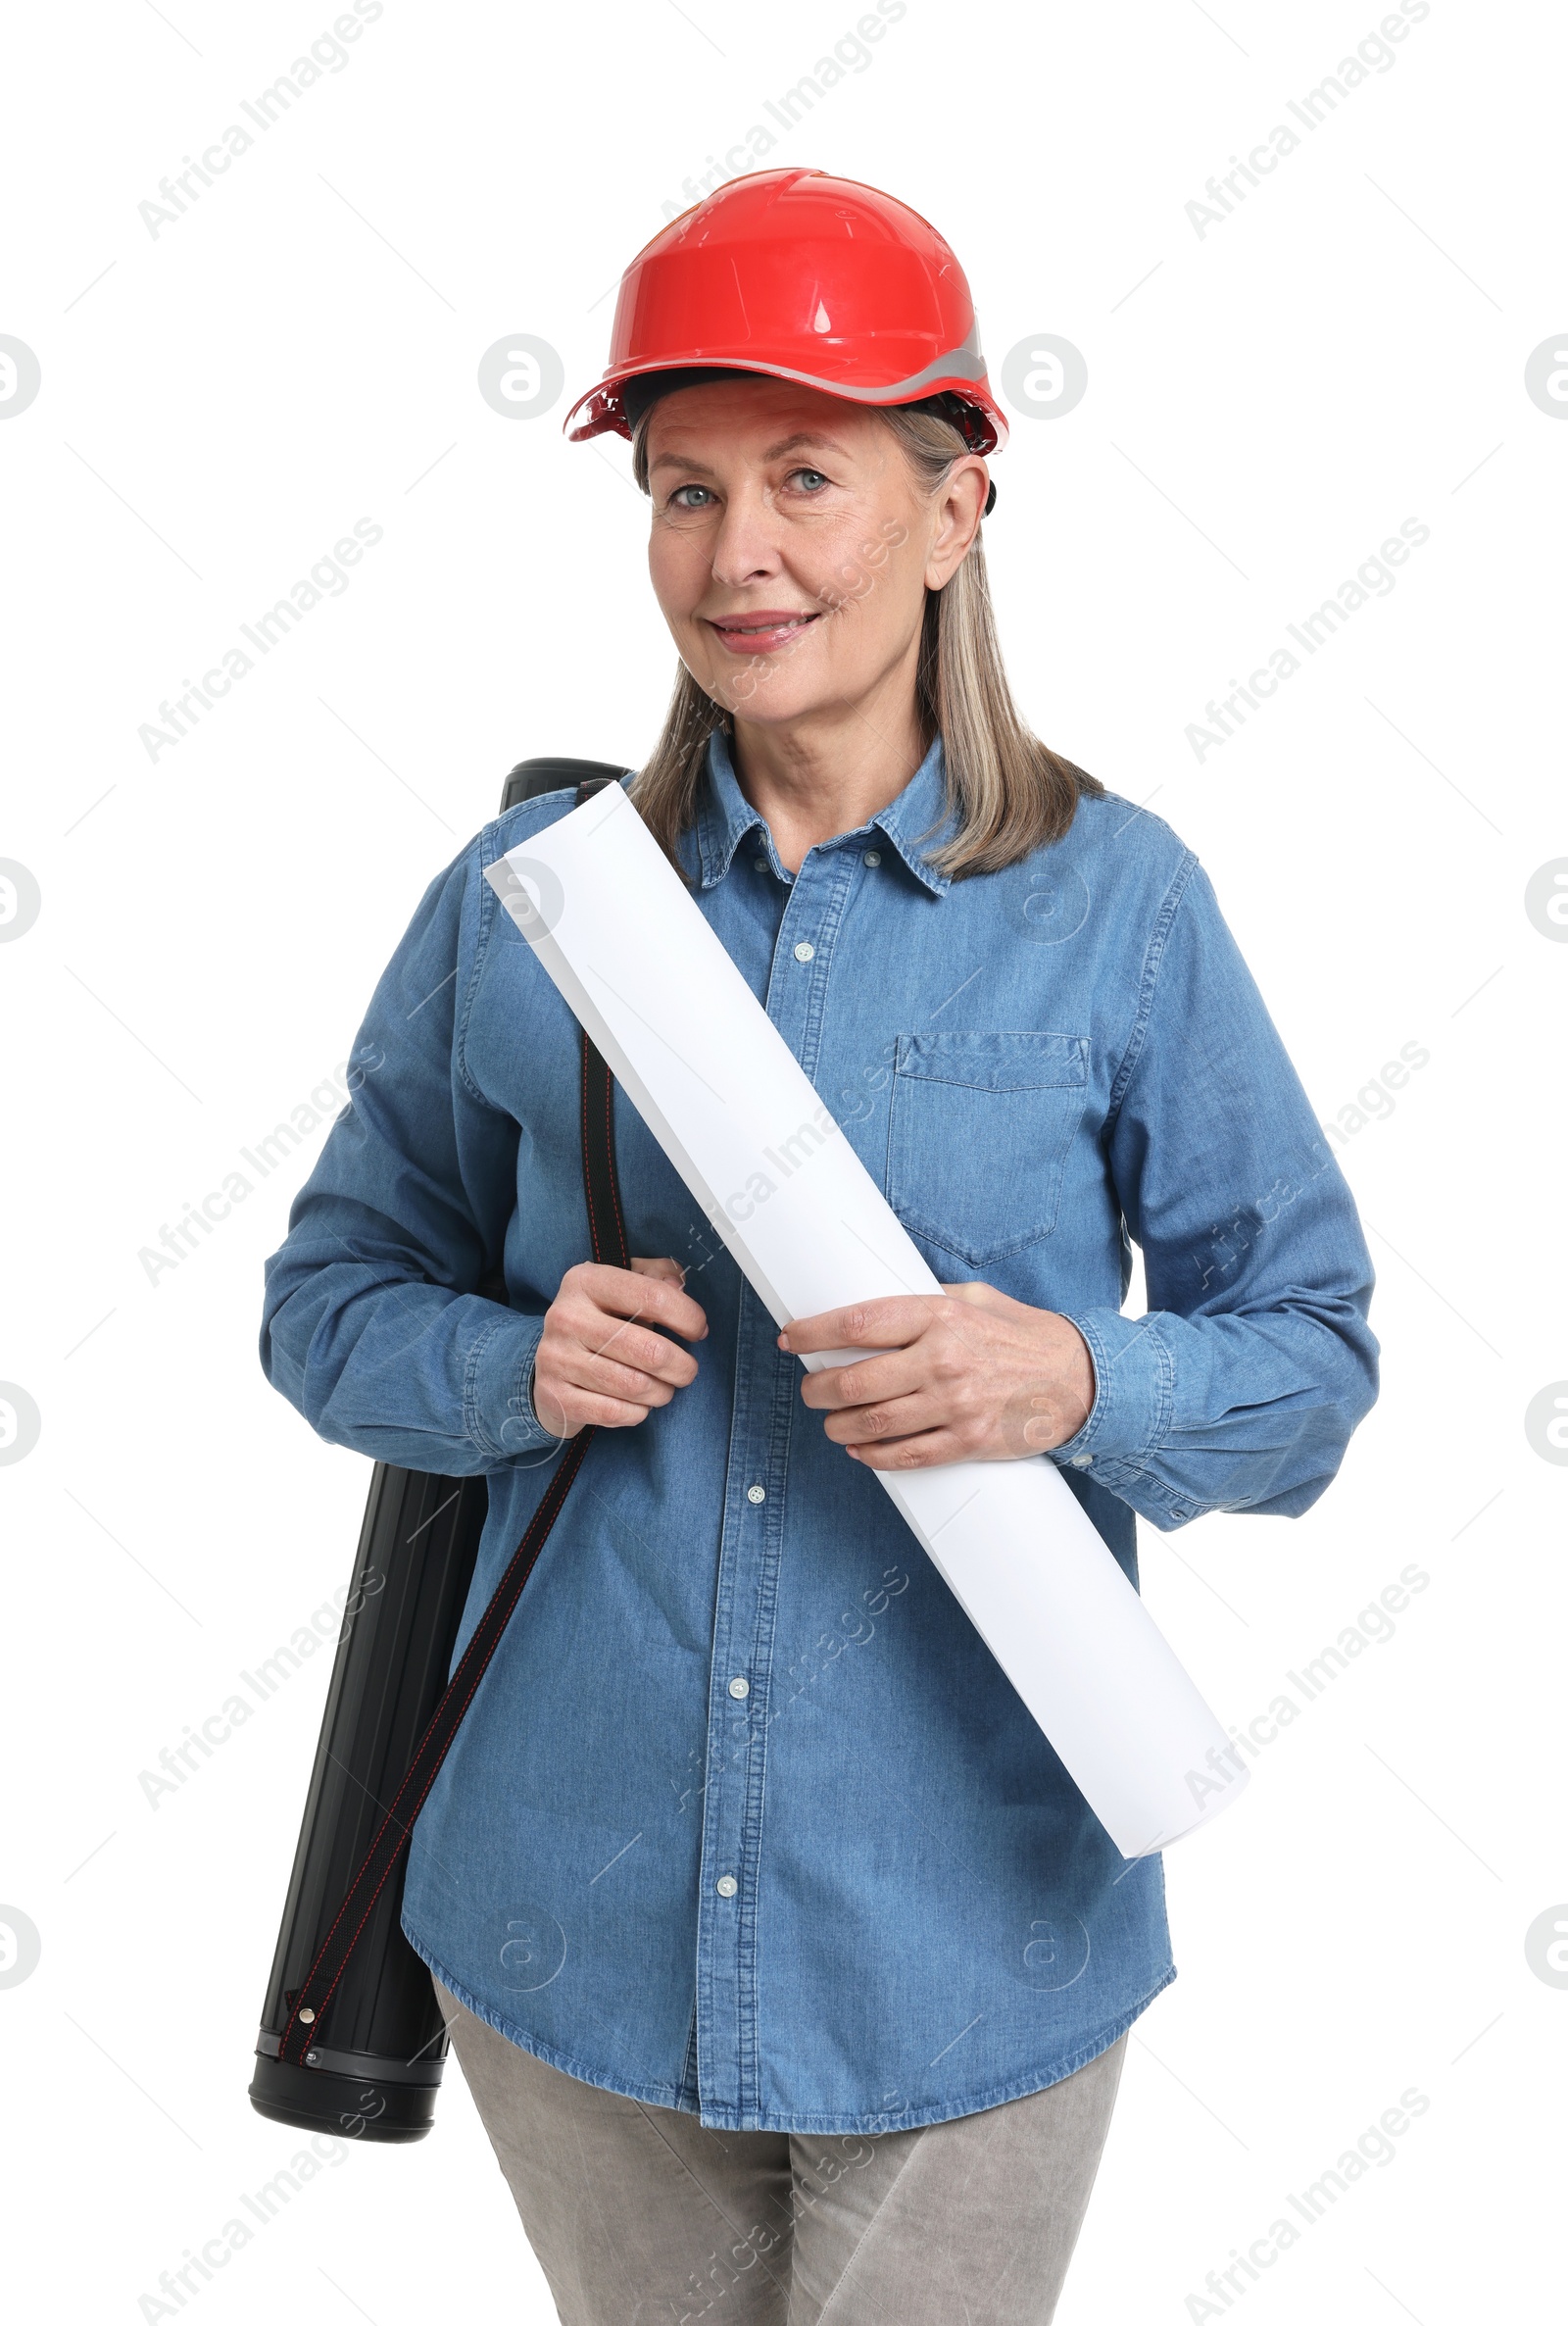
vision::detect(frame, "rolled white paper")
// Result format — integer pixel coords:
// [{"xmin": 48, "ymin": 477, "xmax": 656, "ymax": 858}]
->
[{"xmin": 485, "ymin": 783, "xmax": 1249, "ymax": 1856}]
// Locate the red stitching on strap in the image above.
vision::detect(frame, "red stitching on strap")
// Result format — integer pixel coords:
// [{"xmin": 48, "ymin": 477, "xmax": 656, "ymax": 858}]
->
[{"xmin": 277, "ymin": 1430, "xmax": 593, "ymax": 2060}]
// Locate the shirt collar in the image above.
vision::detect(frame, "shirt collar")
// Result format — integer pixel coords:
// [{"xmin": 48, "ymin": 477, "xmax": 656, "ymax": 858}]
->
[{"xmin": 690, "ymin": 726, "xmax": 956, "ymax": 895}]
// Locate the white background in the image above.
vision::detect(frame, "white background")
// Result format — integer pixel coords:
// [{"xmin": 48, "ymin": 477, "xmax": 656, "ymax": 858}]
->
[{"xmin": 2, "ymin": 1, "xmax": 1564, "ymax": 2319}]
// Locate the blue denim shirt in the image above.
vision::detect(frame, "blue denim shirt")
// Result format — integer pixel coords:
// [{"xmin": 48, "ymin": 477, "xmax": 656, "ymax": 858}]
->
[{"xmin": 260, "ymin": 731, "xmax": 1377, "ymax": 2133}]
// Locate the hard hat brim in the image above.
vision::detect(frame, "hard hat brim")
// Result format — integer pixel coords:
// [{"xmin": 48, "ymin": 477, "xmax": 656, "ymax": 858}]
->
[{"xmin": 565, "ymin": 355, "xmax": 1007, "ymax": 454}]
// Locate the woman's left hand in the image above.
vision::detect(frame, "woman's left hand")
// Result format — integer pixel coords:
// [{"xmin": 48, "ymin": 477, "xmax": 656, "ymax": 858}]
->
[{"xmin": 779, "ymin": 1282, "xmax": 1097, "ymax": 1471}]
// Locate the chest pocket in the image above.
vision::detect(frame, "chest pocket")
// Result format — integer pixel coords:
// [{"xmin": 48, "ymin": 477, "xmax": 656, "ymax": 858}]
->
[{"xmin": 886, "ymin": 1030, "xmax": 1089, "ymax": 1268}]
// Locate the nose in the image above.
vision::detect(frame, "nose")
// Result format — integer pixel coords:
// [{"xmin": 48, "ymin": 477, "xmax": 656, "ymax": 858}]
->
[{"xmin": 709, "ymin": 480, "xmax": 786, "ymax": 592}]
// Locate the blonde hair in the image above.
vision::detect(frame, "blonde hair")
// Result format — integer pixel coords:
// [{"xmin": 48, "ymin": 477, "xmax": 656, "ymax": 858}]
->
[{"xmin": 628, "ymin": 399, "xmax": 1102, "ymax": 881}]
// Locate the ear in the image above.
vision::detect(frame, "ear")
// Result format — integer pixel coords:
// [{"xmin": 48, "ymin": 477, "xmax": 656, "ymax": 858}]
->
[{"xmin": 924, "ymin": 456, "xmax": 989, "ymax": 591}]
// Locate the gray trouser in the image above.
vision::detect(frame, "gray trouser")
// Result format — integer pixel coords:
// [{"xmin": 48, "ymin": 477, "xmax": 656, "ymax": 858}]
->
[{"xmin": 433, "ymin": 1978, "xmax": 1126, "ymax": 2325}]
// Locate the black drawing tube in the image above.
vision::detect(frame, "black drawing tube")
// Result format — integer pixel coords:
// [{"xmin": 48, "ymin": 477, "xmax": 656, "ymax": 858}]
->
[{"xmin": 248, "ymin": 1463, "xmax": 491, "ymax": 2142}]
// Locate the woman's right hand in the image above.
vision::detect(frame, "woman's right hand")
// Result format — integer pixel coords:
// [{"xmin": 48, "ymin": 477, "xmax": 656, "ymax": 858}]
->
[{"xmin": 529, "ymin": 1256, "xmax": 708, "ymax": 1439}]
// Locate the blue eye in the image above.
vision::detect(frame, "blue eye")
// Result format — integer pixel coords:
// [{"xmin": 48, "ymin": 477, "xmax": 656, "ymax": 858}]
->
[
  {"xmin": 792, "ymin": 468, "xmax": 830, "ymax": 493},
  {"xmin": 669, "ymin": 483, "xmax": 714, "ymax": 509}
]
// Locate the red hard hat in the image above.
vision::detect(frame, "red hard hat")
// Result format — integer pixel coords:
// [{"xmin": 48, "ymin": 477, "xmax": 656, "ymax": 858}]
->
[{"xmin": 564, "ymin": 168, "xmax": 1008, "ymax": 455}]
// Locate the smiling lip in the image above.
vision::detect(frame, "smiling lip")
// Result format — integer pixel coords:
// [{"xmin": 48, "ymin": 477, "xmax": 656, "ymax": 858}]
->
[{"xmin": 706, "ymin": 610, "xmax": 822, "ymax": 656}]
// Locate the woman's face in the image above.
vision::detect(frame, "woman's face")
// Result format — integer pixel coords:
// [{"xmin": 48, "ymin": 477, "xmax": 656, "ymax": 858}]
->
[{"xmin": 643, "ymin": 376, "xmax": 985, "ymax": 729}]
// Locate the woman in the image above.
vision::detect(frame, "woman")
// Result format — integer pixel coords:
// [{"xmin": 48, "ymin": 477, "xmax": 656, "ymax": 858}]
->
[{"xmin": 261, "ymin": 170, "xmax": 1378, "ymax": 2323}]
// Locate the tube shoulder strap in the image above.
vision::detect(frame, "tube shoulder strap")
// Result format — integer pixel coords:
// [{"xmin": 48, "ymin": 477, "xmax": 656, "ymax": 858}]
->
[{"xmin": 572, "ymin": 776, "xmax": 629, "ymax": 1270}]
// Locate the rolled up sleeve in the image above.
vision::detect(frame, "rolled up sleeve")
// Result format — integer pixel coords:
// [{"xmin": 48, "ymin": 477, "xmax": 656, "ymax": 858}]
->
[
  {"xmin": 259, "ymin": 834, "xmax": 562, "ymax": 1473},
  {"xmin": 1050, "ymin": 854, "xmax": 1379, "ymax": 1527}
]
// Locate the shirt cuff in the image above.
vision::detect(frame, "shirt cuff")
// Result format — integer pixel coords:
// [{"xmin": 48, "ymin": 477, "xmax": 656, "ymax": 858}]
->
[
  {"xmin": 464, "ymin": 1310, "xmax": 560, "ymax": 1460},
  {"xmin": 1048, "ymin": 1309, "xmax": 1173, "ymax": 1477}
]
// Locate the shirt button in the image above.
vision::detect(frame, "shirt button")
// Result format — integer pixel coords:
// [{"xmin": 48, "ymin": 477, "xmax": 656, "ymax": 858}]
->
[
  {"xmin": 754, "ymin": 856, "xmax": 767, "ymax": 872},
  {"xmin": 728, "ymin": 1676, "xmax": 750, "ymax": 1699},
  {"xmin": 862, "ymin": 850, "xmax": 881, "ymax": 866},
  {"xmin": 746, "ymin": 1483, "xmax": 766, "ymax": 1505},
  {"xmin": 1070, "ymin": 1454, "xmax": 1093, "ymax": 1468},
  {"xmin": 793, "ymin": 941, "xmax": 814, "ymax": 963},
  {"xmin": 715, "ymin": 1874, "xmax": 738, "ymax": 1898}
]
